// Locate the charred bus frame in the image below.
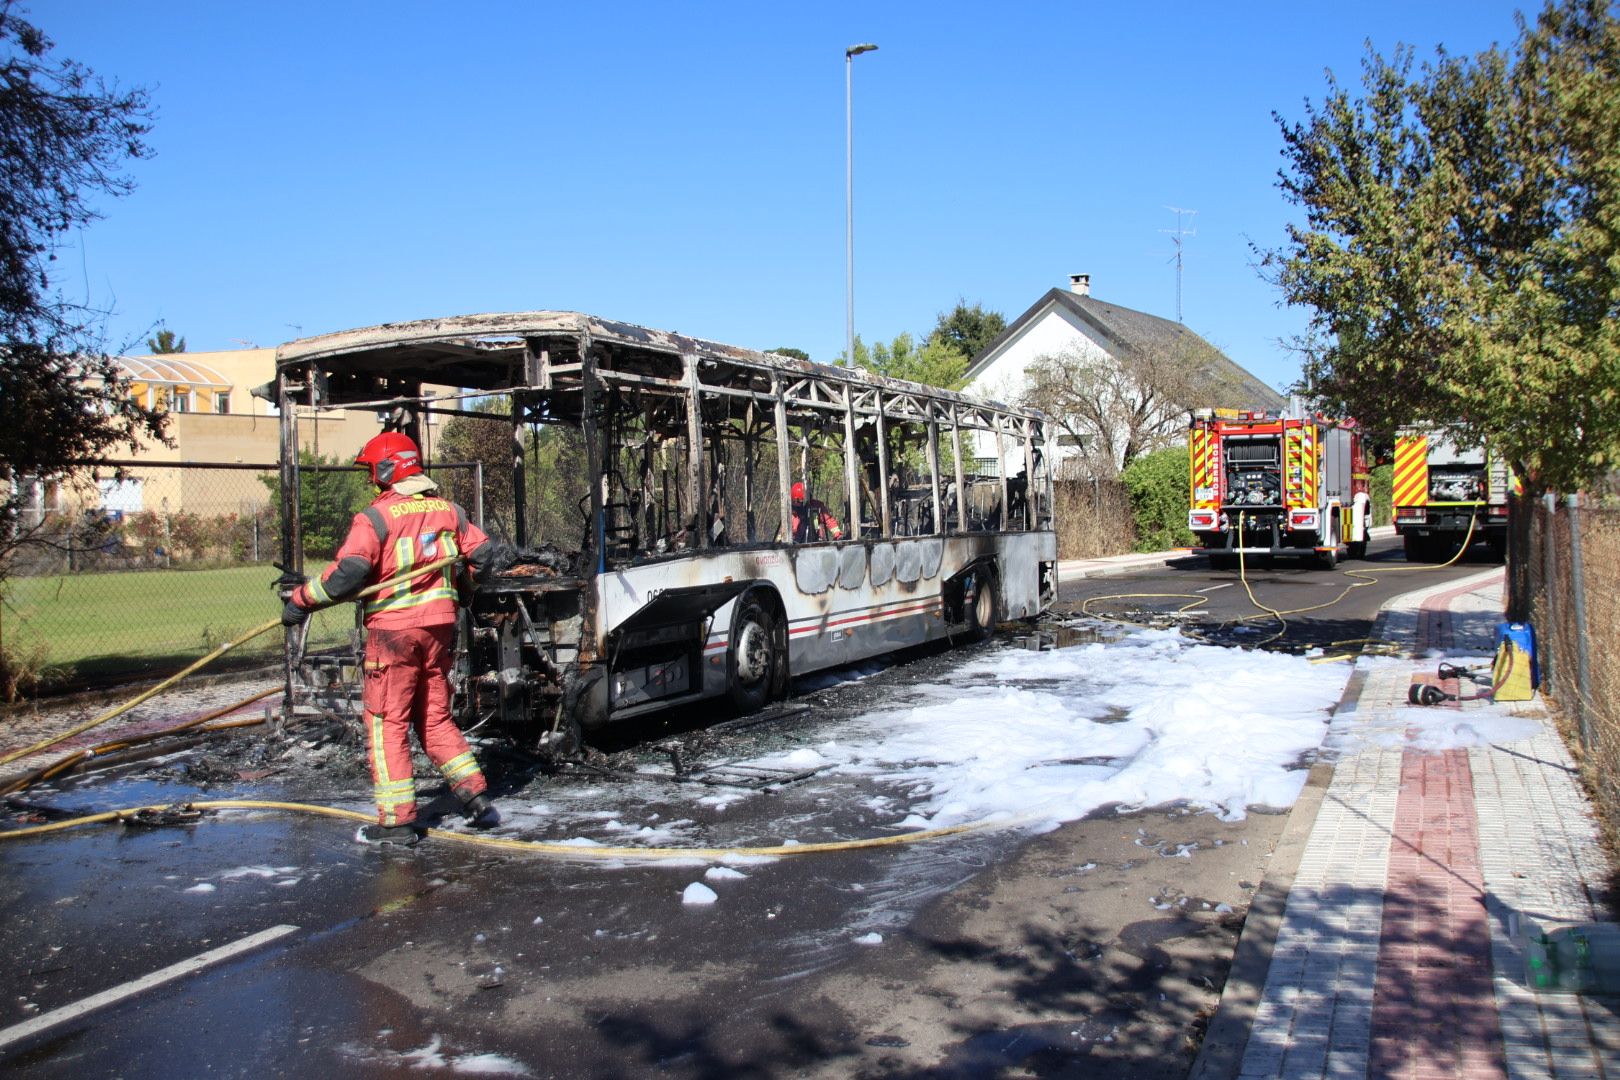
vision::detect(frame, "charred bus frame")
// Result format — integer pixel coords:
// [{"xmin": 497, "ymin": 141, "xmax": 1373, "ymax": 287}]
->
[{"xmin": 274, "ymin": 312, "xmax": 1057, "ymax": 750}]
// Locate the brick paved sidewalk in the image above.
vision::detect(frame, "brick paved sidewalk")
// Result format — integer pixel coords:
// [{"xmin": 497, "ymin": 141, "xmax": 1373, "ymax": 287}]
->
[{"xmin": 1195, "ymin": 567, "xmax": 1619, "ymax": 1079}]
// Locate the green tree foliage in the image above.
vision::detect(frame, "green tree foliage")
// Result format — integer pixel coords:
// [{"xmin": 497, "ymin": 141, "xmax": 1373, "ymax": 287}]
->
[
  {"xmin": 1121, "ymin": 446, "xmax": 1195, "ymax": 552},
  {"xmin": 928, "ymin": 300, "xmax": 1006, "ymax": 361},
  {"xmin": 854, "ymin": 332, "xmax": 970, "ymax": 390},
  {"xmin": 0, "ymin": 10, "xmax": 163, "ymax": 570},
  {"xmin": 146, "ymin": 328, "xmax": 186, "ymax": 353},
  {"xmin": 258, "ymin": 451, "xmax": 372, "ymax": 559},
  {"xmin": 1266, "ymin": 0, "xmax": 1620, "ymax": 493},
  {"xmin": 436, "ymin": 399, "xmax": 519, "ymax": 541},
  {"xmin": 766, "ymin": 347, "xmax": 810, "ymax": 362}
]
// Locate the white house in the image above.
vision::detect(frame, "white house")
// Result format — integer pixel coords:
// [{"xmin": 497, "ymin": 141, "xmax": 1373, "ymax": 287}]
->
[{"xmin": 963, "ymin": 274, "xmax": 1285, "ymax": 476}]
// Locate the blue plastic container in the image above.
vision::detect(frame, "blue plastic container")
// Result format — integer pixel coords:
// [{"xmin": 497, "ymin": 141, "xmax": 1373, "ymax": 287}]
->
[{"xmin": 1495, "ymin": 620, "xmax": 1539, "ymax": 688}]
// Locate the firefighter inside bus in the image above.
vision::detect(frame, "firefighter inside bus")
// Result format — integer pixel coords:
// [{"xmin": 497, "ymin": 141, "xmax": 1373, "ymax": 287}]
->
[{"xmin": 790, "ymin": 482, "xmax": 843, "ymax": 543}]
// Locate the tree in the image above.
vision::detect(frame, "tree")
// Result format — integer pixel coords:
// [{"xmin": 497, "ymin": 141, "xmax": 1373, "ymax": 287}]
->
[
  {"xmin": 1265, "ymin": 0, "xmax": 1620, "ymax": 494},
  {"xmin": 928, "ymin": 300, "xmax": 1006, "ymax": 362},
  {"xmin": 854, "ymin": 332, "xmax": 970, "ymax": 390},
  {"xmin": 257, "ymin": 452, "xmax": 372, "ymax": 559},
  {"xmin": 1021, "ymin": 335, "xmax": 1244, "ymax": 476},
  {"xmin": 0, "ymin": 9, "xmax": 162, "ymax": 565},
  {"xmin": 436, "ymin": 399, "xmax": 519, "ymax": 541},
  {"xmin": 766, "ymin": 347, "xmax": 810, "ymax": 362},
  {"xmin": 147, "ymin": 328, "xmax": 186, "ymax": 353}
]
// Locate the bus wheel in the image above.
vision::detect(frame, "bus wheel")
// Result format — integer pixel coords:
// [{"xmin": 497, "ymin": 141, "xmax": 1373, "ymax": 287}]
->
[
  {"xmin": 727, "ymin": 597, "xmax": 778, "ymax": 714},
  {"xmin": 965, "ymin": 566, "xmax": 1001, "ymax": 643}
]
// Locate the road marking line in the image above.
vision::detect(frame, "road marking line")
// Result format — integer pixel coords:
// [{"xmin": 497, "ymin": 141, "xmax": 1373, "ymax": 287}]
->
[
  {"xmin": 0, "ymin": 923, "xmax": 299, "ymax": 1050},
  {"xmin": 1197, "ymin": 583, "xmax": 1235, "ymax": 593}
]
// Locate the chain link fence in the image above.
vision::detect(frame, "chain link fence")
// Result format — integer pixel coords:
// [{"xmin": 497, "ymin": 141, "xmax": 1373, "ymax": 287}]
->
[
  {"xmin": 1, "ymin": 460, "xmax": 480, "ymax": 699},
  {"xmin": 1509, "ymin": 489, "xmax": 1620, "ymax": 849}
]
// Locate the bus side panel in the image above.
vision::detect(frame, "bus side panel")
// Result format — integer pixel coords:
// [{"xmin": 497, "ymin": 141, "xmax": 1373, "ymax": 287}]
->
[{"xmin": 593, "ymin": 530, "xmax": 1057, "ymax": 705}]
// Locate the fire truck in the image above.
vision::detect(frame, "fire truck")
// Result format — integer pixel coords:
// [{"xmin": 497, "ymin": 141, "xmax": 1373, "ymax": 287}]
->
[
  {"xmin": 1187, "ymin": 407, "xmax": 1371, "ymax": 569},
  {"xmin": 1392, "ymin": 428, "xmax": 1511, "ymax": 562}
]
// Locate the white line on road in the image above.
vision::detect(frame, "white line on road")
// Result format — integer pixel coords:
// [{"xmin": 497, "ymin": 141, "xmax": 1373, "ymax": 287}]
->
[
  {"xmin": 0, "ymin": 924, "xmax": 299, "ymax": 1050},
  {"xmin": 1197, "ymin": 583, "xmax": 1235, "ymax": 593}
]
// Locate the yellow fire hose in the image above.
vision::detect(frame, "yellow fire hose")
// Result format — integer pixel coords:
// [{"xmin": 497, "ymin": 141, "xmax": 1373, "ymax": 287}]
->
[
  {"xmin": 0, "ymin": 796, "xmax": 1003, "ymax": 860},
  {"xmin": 0, "ymin": 686, "xmax": 282, "ymax": 797},
  {"xmin": 1082, "ymin": 512, "xmax": 1482, "ymax": 657},
  {"xmin": 0, "ymin": 554, "xmax": 461, "ymax": 769}
]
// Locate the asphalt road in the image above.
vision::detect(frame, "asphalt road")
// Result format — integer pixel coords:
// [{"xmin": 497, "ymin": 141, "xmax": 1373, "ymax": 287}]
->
[{"xmin": 0, "ymin": 535, "xmax": 1498, "ymax": 1079}]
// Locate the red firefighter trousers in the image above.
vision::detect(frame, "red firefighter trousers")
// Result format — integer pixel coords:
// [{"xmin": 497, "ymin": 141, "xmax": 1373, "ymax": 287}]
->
[{"xmin": 361, "ymin": 624, "xmax": 487, "ymax": 826}]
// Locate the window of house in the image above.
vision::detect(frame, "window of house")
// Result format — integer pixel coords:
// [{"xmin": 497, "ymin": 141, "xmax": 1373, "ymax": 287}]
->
[
  {"xmin": 214, "ymin": 391, "xmax": 231, "ymax": 414},
  {"xmin": 171, "ymin": 389, "xmax": 191, "ymax": 413}
]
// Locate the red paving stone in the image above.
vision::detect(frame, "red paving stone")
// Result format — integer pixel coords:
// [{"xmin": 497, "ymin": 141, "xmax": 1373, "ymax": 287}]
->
[{"xmin": 1370, "ymin": 584, "xmax": 1507, "ymax": 1079}]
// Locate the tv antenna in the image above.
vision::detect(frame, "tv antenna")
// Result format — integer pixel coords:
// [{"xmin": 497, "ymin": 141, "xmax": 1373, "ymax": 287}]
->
[{"xmin": 1160, "ymin": 206, "xmax": 1197, "ymax": 323}]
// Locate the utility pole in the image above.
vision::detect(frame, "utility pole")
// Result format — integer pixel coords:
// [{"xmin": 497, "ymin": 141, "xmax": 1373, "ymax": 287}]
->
[
  {"xmin": 845, "ymin": 43, "xmax": 878, "ymax": 368},
  {"xmin": 1160, "ymin": 206, "xmax": 1197, "ymax": 323}
]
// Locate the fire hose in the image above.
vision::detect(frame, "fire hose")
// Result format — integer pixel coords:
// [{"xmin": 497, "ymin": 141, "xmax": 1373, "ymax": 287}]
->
[{"xmin": 0, "ymin": 554, "xmax": 462, "ymax": 770}]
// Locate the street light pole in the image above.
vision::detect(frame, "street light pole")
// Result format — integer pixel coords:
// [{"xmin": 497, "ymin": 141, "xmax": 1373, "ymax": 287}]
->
[{"xmin": 845, "ymin": 42, "xmax": 877, "ymax": 369}]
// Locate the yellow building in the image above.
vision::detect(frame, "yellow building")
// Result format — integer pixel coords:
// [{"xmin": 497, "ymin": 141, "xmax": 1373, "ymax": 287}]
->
[{"xmin": 80, "ymin": 348, "xmax": 441, "ymax": 518}]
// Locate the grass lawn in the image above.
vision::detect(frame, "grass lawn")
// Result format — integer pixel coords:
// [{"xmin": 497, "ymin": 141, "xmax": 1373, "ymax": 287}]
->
[{"xmin": 3, "ymin": 564, "xmax": 353, "ymax": 686}]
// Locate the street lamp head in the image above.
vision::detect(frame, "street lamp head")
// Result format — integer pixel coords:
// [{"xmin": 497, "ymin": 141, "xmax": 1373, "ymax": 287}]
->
[{"xmin": 846, "ymin": 43, "xmax": 879, "ymax": 57}]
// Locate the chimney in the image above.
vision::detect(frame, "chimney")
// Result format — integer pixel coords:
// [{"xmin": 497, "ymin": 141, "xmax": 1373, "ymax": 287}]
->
[{"xmin": 1068, "ymin": 273, "xmax": 1091, "ymax": 296}]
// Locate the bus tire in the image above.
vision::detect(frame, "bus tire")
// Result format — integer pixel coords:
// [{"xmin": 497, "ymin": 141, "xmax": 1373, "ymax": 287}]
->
[
  {"xmin": 965, "ymin": 565, "xmax": 1001, "ymax": 643},
  {"xmin": 726, "ymin": 596, "xmax": 779, "ymax": 715}
]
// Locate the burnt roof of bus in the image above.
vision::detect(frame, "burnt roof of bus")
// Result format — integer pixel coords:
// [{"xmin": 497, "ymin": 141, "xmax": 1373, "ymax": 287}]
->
[{"xmin": 275, "ymin": 310, "xmax": 1039, "ymax": 420}]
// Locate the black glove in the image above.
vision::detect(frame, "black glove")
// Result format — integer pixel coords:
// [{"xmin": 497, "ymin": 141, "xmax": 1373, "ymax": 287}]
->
[{"xmin": 281, "ymin": 599, "xmax": 310, "ymax": 627}]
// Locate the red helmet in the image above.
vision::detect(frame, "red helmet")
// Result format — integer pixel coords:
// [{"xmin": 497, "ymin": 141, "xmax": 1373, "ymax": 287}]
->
[
  {"xmin": 356, "ymin": 431, "xmax": 423, "ymax": 486},
  {"xmin": 791, "ymin": 481, "xmax": 806, "ymax": 502}
]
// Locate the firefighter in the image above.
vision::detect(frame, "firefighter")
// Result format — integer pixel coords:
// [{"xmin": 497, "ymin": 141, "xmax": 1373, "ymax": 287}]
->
[
  {"xmin": 790, "ymin": 481, "xmax": 843, "ymax": 543},
  {"xmin": 281, "ymin": 431, "xmax": 503, "ymax": 847}
]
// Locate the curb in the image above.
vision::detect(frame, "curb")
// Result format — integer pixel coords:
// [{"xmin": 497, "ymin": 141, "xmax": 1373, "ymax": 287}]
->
[{"xmin": 1187, "ymin": 607, "xmax": 1392, "ymax": 1080}]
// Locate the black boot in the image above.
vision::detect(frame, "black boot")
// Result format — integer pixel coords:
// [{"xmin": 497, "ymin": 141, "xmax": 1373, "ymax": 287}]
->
[
  {"xmin": 461, "ymin": 793, "xmax": 500, "ymax": 829},
  {"xmin": 357, "ymin": 823, "xmax": 420, "ymax": 847}
]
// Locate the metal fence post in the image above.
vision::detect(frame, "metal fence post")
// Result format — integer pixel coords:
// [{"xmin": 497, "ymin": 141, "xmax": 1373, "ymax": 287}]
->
[
  {"xmin": 473, "ymin": 461, "xmax": 485, "ymax": 531},
  {"xmin": 1542, "ymin": 492, "xmax": 1558, "ymax": 692},
  {"xmin": 1567, "ymin": 492, "xmax": 1593, "ymax": 752}
]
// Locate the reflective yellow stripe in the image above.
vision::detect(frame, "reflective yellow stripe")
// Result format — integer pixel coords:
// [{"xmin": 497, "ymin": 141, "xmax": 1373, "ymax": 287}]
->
[
  {"xmin": 364, "ymin": 533, "xmax": 460, "ymax": 616},
  {"xmin": 368, "ymin": 714, "xmax": 392, "ymax": 781},
  {"xmin": 439, "ymin": 751, "xmax": 480, "ymax": 785},
  {"xmin": 1393, "ymin": 435, "xmax": 1429, "ymax": 507}
]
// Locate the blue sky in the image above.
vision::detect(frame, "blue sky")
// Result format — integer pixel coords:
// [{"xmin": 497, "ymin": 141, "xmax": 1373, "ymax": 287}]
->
[{"xmin": 41, "ymin": 1, "xmax": 1531, "ymax": 393}]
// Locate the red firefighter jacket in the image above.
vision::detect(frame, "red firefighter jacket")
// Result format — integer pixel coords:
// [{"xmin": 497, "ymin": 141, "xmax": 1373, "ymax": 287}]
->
[{"xmin": 295, "ymin": 480, "xmax": 490, "ymax": 630}]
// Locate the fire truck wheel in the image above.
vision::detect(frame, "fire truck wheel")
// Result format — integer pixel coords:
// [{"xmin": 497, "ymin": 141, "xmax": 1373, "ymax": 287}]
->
[
  {"xmin": 1347, "ymin": 534, "xmax": 1368, "ymax": 560},
  {"xmin": 1403, "ymin": 533, "xmax": 1428, "ymax": 563},
  {"xmin": 965, "ymin": 565, "xmax": 1001, "ymax": 642},
  {"xmin": 1319, "ymin": 523, "xmax": 1338, "ymax": 570},
  {"xmin": 726, "ymin": 597, "xmax": 778, "ymax": 715}
]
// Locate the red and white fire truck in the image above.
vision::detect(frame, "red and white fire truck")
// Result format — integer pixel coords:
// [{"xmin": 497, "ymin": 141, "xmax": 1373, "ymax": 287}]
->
[{"xmin": 1187, "ymin": 407, "xmax": 1371, "ymax": 568}]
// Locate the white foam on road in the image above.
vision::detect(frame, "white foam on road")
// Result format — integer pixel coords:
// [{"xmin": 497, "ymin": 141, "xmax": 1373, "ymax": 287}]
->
[{"xmin": 747, "ymin": 628, "xmax": 1352, "ymax": 828}]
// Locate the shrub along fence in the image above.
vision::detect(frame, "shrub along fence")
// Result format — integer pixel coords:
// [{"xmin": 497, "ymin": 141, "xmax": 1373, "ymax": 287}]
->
[
  {"xmin": 1, "ymin": 460, "xmax": 480, "ymax": 699},
  {"xmin": 1508, "ymin": 490, "xmax": 1620, "ymax": 851}
]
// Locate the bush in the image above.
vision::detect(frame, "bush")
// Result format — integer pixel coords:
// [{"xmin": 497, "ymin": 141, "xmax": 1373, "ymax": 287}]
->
[
  {"xmin": 1122, "ymin": 447, "xmax": 1195, "ymax": 552},
  {"xmin": 1052, "ymin": 478, "xmax": 1134, "ymax": 559},
  {"xmin": 1369, "ymin": 462, "xmax": 1393, "ymax": 526}
]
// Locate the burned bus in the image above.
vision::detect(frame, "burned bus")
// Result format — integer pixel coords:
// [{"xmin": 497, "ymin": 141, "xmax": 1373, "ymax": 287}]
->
[{"xmin": 273, "ymin": 312, "xmax": 1057, "ymax": 751}]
